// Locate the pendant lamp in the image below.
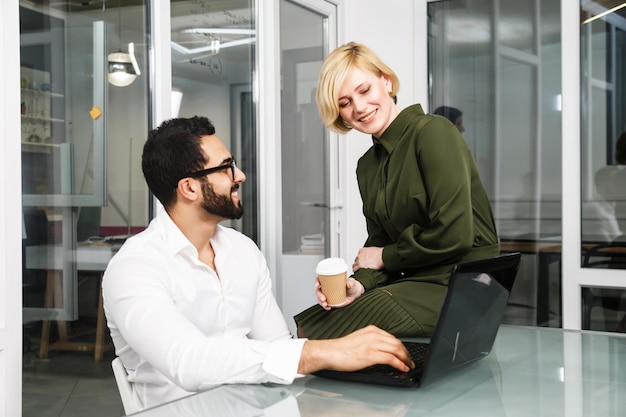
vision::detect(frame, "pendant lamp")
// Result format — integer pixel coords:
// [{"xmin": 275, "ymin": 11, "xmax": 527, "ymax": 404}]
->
[
  {"xmin": 108, "ymin": 42, "xmax": 141, "ymax": 87},
  {"xmin": 107, "ymin": 0, "xmax": 140, "ymax": 87}
]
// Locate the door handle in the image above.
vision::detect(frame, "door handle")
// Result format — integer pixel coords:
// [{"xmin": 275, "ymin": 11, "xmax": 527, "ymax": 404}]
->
[{"xmin": 299, "ymin": 202, "xmax": 343, "ymax": 210}]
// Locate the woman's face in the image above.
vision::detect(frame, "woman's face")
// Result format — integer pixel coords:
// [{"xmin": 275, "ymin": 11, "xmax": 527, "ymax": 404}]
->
[{"xmin": 337, "ymin": 66, "xmax": 398, "ymax": 138}]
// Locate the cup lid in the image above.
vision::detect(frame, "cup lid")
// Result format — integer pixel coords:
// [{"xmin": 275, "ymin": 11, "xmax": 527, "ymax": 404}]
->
[{"xmin": 316, "ymin": 257, "xmax": 348, "ymax": 275}]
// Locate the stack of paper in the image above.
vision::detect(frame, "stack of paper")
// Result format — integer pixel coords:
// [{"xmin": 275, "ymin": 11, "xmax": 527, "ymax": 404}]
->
[{"xmin": 300, "ymin": 234, "xmax": 324, "ymax": 254}]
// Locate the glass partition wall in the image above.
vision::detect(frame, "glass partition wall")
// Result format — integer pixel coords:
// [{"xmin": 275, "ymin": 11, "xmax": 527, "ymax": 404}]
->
[
  {"xmin": 20, "ymin": 0, "xmax": 150, "ymax": 369},
  {"xmin": 20, "ymin": 0, "xmax": 267, "ymax": 362},
  {"xmin": 579, "ymin": 0, "xmax": 626, "ymax": 332},
  {"xmin": 428, "ymin": 0, "xmax": 564, "ymax": 328},
  {"xmin": 429, "ymin": 0, "xmax": 626, "ymax": 332},
  {"xmin": 20, "ymin": 0, "xmax": 264, "ymax": 413}
]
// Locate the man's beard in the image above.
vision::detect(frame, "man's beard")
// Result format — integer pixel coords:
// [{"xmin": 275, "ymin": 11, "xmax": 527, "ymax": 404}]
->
[{"xmin": 200, "ymin": 179, "xmax": 244, "ymax": 220}]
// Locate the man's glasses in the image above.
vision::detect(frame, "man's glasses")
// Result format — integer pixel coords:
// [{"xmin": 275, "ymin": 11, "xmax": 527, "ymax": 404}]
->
[{"xmin": 176, "ymin": 159, "xmax": 237, "ymax": 186}]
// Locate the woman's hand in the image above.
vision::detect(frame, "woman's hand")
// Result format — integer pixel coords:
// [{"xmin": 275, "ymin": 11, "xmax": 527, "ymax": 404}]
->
[
  {"xmin": 316, "ymin": 277, "xmax": 365, "ymax": 310},
  {"xmin": 352, "ymin": 246, "xmax": 384, "ymax": 272}
]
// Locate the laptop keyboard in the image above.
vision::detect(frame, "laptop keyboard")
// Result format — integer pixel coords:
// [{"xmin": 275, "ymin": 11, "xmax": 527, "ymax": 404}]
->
[{"xmin": 360, "ymin": 341, "xmax": 429, "ymax": 378}]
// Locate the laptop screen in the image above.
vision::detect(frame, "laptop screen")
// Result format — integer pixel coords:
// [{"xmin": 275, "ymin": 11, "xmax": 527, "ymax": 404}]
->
[{"xmin": 420, "ymin": 253, "xmax": 520, "ymax": 386}]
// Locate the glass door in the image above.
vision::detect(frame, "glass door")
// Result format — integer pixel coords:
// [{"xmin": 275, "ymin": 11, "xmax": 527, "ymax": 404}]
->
[
  {"xmin": 278, "ymin": 0, "xmax": 339, "ymax": 334},
  {"xmin": 21, "ymin": 14, "xmax": 108, "ymax": 323}
]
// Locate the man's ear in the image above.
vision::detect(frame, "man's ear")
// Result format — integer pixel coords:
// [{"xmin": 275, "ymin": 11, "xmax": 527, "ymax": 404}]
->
[{"xmin": 176, "ymin": 177, "xmax": 200, "ymax": 202}]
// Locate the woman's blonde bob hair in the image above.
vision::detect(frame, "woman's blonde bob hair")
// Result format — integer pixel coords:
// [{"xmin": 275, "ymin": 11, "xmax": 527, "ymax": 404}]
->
[{"xmin": 315, "ymin": 42, "xmax": 400, "ymax": 133}]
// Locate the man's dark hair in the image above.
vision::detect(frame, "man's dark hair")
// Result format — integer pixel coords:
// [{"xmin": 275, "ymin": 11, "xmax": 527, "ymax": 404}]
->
[{"xmin": 142, "ymin": 116, "xmax": 216, "ymax": 208}]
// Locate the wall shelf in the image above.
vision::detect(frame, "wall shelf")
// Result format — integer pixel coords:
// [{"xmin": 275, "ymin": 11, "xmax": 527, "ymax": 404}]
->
[
  {"xmin": 21, "ymin": 115, "xmax": 65, "ymax": 124},
  {"xmin": 21, "ymin": 141, "xmax": 63, "ymax": 154},
  {"xmin": 20, "ymin": 88, "xmax": 64, "ymax": 99}
]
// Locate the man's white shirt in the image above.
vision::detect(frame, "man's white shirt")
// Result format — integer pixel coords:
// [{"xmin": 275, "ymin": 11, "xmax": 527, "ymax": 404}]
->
[{"xmin": 102, "ymin": 209, "xmax": 305, "ymax": 410}]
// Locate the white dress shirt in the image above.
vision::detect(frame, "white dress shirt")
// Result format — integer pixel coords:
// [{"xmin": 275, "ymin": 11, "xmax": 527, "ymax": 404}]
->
[{"xmin": 102, "ymin": 209, "xmax": 306, "ymax": 410}]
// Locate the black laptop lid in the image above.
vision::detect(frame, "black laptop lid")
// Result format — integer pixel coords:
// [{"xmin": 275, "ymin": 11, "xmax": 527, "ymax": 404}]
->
[{"xmin": 420, "ymin": 252, "xmax": 521, "ymax": 386}]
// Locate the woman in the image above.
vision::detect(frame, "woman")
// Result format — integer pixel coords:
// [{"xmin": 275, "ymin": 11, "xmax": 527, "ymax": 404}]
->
[{"xmin": 295, "ymin": 42, "xmax": 499, "ymax": 339}]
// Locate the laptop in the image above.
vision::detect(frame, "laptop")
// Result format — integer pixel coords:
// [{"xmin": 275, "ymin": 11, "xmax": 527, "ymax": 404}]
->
[{"xmin": 313, "ymin": 252, "xmax": 521, "ymax": 387}]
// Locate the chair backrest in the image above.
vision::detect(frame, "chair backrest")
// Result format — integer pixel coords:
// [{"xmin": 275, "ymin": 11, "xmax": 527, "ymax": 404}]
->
[{"xmin": 112, "ymin": 357, "xmax": 140, "ymax": 415}]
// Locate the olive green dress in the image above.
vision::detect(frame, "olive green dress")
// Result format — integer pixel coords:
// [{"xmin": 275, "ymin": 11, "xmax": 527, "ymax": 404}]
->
[{"xmin": 294, "ymin": 104, "xmax": 500, "ymax": 338}]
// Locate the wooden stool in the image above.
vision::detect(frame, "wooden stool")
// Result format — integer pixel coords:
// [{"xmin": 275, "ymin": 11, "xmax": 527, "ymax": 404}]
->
[{"xmin": 39, "ymin": 270, "xmax": 113, "ymax": 362}]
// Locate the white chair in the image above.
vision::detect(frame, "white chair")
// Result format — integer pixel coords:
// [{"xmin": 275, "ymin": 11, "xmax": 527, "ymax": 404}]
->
[{"xmin": 112, "ymin": 357, "xmax": 140, "ymax": 415}]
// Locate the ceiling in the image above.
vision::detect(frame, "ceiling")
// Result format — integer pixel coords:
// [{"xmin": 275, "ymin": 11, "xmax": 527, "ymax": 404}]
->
[{"xmin": 21, "ymin": 0, "xmax": 626, "ymax": 83}]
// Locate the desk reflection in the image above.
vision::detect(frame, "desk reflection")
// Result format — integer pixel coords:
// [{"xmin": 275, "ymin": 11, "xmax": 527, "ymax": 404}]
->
[
  {"xmin": 133, "ymin": 327, "xmax": 626, "ymax": 417},
  {"xmin": 130, "ymin": 383, "xmax": 409, "ymax": 417}
]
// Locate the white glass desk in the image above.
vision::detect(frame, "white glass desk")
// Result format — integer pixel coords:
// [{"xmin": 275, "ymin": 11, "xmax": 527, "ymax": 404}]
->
[{"xmin": 131, "ymin": 325, "xmax": 626, "ymax": 417}]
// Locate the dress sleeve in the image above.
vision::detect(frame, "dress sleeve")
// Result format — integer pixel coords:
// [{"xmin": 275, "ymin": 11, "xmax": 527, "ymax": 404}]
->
[
  {"xmin": 352, "ymin": 268, "xmax": 392, "ymax": 292},
  {"xmin": 381, "ymin": 120, "xmax": 476, "ymax": 271}
]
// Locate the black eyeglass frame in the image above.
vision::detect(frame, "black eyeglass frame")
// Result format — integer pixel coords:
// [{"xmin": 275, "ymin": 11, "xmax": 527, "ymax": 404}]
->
[{"xmin": 176, "ymin": 159, "xmax": 236, "ymax": 186}]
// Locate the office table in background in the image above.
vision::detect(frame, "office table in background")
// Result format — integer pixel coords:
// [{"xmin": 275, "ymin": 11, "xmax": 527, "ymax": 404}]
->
[
  {"xmin": 500, "ymin": 237, "xmax": 626, "ymax": 328},
  {"xmin": 25, "ymin": 242, "xmax": 120, "ymax": 362},
  {"xmin": 132, "ymin": 325, "xmax": 626, "ymax": 417},
  {"xmin": 499, "ymin": 238, "xmax": 562, "ymax": 326}
]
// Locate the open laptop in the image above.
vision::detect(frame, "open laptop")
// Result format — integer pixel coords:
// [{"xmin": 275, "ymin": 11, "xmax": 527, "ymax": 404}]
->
[{"xmin": 313, "ymin": 252, "xmax": 521, "ymax": 388}]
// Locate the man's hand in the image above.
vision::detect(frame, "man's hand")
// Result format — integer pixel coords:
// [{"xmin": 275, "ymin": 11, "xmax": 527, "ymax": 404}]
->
[
  {"xmin": 352, "ymin": 247, "xmax": 384, "ymax": 272},
  {"xmin": 298, "ymin": 325, "xmax": 414, "ymax": 374},
  {"xmin": 316, "ymin": 277, "xmax": 364, "ymax": 310}
]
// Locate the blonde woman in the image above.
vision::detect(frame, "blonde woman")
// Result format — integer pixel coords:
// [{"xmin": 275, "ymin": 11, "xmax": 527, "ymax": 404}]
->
[{"xmin": 295, "ymin": 42, "xmax": 499, "ymax": 339}]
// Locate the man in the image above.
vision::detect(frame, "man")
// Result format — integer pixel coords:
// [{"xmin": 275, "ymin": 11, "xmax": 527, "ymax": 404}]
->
[{"xmin": 102, "ymin": 116, "xmax": 413, "ymax": 411}]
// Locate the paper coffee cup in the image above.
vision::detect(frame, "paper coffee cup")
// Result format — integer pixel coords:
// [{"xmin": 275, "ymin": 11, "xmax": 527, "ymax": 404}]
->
[{"xmin": 316, "ymin": 258, "xmax": 348, "ymax": 306}]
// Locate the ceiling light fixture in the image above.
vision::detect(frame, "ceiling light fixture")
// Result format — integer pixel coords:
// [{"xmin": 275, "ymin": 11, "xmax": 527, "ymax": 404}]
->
[
  {"xmin": 171, "ymin": 37, "xmax": 256, "ymax": 55},
  {"xmin": 180, "ymin": 28, "xmax": 256, "ymax": 36},
  {"xmin": 582, "ymin": 1, "xmax": 626, "ymax": 24},
  {"xmin": 108, "ymin": 42, "xmax": 141, "ymax": 87},
  {"xmin": 171, "ymin": 27, "xmax": 255, "ymax": 57},
  {"xmin": 107, "ymin": 0, "xmax": 141, "ymax": 87}
]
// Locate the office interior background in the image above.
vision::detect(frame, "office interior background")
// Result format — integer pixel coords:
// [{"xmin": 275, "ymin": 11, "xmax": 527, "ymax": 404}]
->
[{"xmin": 1, "ymin": 0, "xmax": 625, "ymax": 415}]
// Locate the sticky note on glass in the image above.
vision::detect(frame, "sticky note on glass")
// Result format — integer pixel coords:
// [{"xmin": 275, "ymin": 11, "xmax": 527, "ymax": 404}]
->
[{"xmin": 90, "ymin": 106, "xmax": 102, "ymax": 120}]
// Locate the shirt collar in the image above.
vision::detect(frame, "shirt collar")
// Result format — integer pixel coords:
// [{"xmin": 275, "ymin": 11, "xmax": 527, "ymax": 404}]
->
[
  {"xmin": 371, "ymin": 103, "xmax": 425, "ymax": 154},
  {"xmin": 154, "ymin": 207, "xmax": 196, "ymax": 257},
  {"xmin": 153, "ymin": 206, "xmax": 231, "ymax": 262}
]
